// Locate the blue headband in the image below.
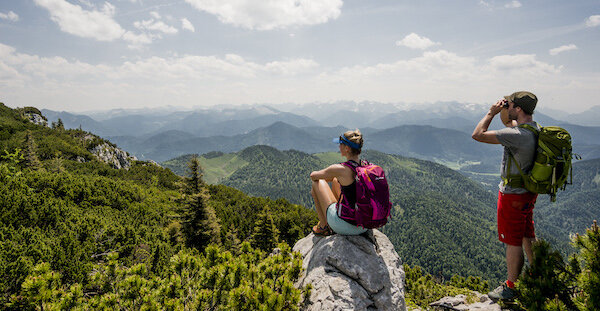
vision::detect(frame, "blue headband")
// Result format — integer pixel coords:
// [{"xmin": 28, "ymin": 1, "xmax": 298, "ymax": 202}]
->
[{"xmin": 332, "ymin": 135, "xmax": 361, "ymax": 149}]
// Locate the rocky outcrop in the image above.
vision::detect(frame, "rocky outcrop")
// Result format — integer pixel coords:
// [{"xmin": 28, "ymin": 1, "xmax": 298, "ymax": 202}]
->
[
  {"xmin": 90, "ymin": 143, "xmax": 137, "ymax": 170},
  {"xmin": 293, "ymin": 230, "xmax": 406, "ymax": 311},
  {"xmin": 430, "ymin": 294, "xmax": 501, "ymax": 311},
  {"xmin": 25, "ymin": 112, "xmax": 48, "ymax": 126}
]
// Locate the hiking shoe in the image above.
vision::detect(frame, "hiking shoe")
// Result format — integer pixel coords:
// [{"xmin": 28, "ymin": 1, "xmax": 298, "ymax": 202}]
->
[
  {"xmin": 488, "ymin": 283, "xmax": 516, "ymax": 302},
  {"xmin": 312, "ymin": 224, "xmax": 334, "ymax": 236}
]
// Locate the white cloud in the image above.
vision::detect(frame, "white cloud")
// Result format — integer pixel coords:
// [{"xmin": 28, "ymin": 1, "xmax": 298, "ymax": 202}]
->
[
  {"xmin": 184, "ymin": 0, "xmax": 342, "ymax": 30},
  {"xmin": 3, "ymin": 43, "xmax": 598, "ymax": 113},
  {"xmin": 314, "ymin": 51, "xmax": 568, "ymax": 105},
  {"xmin": 265, "ymin": 59, "xmax": 319, "ymax": 75},
  {"xmin": 396, "ymin": 33, "xmax": 440, "ymax": 50},
  {"xmin": 488, "ymin": 54, "xmax": 561, "ymax": 74},
  {"xmin": 586, "ymin": 15, "xmax": 600, "ymax": 27},
  {"xmin": 0, "ymin": 42, "xmax": 319, "ymax": 84},
  {"xmin": 0, "ymin": 42, "xmax": 327, "ymax": 110},
  {"xmin": 504, "ymin": 1, "xmax": 522, "ymax": 9},
  {"xmin": 123, "ymin": 31, "xmax": 153, "ymax": 46},
  {"xmin": 0, "ymin": 11, "xmax": 20, "ymax": 22},
  {"xmin": 549, "ymin": 44, "xmax": 577, "ymax": 56},
  {"xmin": 181, "ymin": 18, "xmax": 195, "ymax": 32},
  {"xmin": 150, "ymin": 11, "xmax": 161, "ymax": 19},
  {"xmin": 134, "ymin": 19, "xmax": 178, "ymax": 34},
  {"xmin": 34, "ymin": 0, "xmax": 125, "ymax": 41},
  {"xmin": 101, "ymin": 2, "xmax": 116, "ymax": 16},
  {"xmin": 34, "ymin": 0, "xmax": 154, "ymax": 46}
]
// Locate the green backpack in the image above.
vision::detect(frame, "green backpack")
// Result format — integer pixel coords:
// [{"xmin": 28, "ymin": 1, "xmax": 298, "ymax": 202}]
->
[{"xmin": 503, "ymin": 124, "xmax": 576, "ymax": 202}]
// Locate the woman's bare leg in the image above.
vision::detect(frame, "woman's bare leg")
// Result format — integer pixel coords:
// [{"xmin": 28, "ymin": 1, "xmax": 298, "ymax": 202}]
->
[
  {"xmin": 311, "ymin": 185, "xmax": 326, "ymax": 227},
  {"xmin": 331, "ymin": 178, "xmax": 341, "ymax": 201},
  {"xmin": 311, "ymin": 180, "xmax": 337, "ymax": 227}
]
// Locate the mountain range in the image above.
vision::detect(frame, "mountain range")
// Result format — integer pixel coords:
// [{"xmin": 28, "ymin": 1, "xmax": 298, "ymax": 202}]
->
[{"xmin": 41, "ymin": 102, "xmax": 600, "ymax": 168}]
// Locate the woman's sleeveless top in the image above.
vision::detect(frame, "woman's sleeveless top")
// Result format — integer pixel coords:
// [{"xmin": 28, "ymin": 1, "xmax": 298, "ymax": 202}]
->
[{"xmin": 337, "ymin": 162, "xmax": 357, "ymax": 224}]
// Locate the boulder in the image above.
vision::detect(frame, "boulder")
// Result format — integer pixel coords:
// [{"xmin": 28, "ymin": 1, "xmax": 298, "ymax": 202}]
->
[
  {"xmin": 430, "ymin": 293, "xmax": 501, "ymax": 311},
  {"xmin": 293, "ymin": 230, "xmax": 406, "ymax": 311}
]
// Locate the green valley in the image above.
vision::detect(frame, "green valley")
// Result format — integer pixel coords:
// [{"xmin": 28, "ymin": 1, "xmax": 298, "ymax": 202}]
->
[
  {"xmin": 164, "ymin": 146, "xmax": 507, "ymax": 282},
  {"xmin": 164, "ymin": 145, "xmax": 600, "ymax": 284}
]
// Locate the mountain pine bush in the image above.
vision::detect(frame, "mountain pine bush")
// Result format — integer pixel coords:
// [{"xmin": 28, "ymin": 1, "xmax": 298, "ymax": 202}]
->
[
  {"xmin": 516, "ymin": 221, "xmax": 600, "ymax": 310},
  {"xmin": 8, "ymin": 243, "xmax": 308, "ymax": 310}
]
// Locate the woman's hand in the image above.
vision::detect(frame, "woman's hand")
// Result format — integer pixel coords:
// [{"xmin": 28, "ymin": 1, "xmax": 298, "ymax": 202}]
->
[{"xmin": 310, "ymin": 171, "xmax": 320, "ymax": 182}]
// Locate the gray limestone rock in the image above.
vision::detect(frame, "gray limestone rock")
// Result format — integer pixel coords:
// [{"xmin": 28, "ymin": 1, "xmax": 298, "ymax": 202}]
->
[
  {"xmin": 430, "ymin": 293, "xmax": 501, "ymax": 311},
  {"xmin": 25, "ymin": 113, "xmax": 48, "ymax": 126},
  {"xmin": 90, "ymin": 143, "xmax": 137, "ymax": 170},
  {"xmin": 293, "ymin": 230, "xmax": 406, "ymax": 311}
]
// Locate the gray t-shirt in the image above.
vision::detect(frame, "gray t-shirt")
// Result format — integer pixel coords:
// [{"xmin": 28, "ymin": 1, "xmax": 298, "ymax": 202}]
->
[{"xmin": 496, "ymin": 121, "xmax": 539, "ymax": 194}]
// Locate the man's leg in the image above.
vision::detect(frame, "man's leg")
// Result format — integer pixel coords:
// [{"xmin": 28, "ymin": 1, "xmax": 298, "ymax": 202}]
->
[
  {"xmin": 506, "ymin": 244, "xmax": 525, "ymax": 283},
  {"xmin": 523, "ymin": 237, "xmax": 535, "ymax": 265},
  {"xmin": 489, "ymin": 244, "xmax": 521, "ymax": 301}
]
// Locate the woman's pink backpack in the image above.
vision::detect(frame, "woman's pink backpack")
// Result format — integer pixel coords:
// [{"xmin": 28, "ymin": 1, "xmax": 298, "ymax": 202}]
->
[{"xmin": 337, "ymin": 160, "xmax": 392, "ymax": 229}]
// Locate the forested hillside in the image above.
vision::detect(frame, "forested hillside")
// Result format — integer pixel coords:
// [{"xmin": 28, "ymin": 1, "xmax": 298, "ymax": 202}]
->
[
  {"xmin": 165, "ymin": 147, "xmax": 507, "ymax": 282},
  {"xmin": 0, "ymin": 103, "xmax": 316, "ymax": 308},
  {"xmin": 166, "ymin": 145, "xmax": 600, "ymax": 284}
]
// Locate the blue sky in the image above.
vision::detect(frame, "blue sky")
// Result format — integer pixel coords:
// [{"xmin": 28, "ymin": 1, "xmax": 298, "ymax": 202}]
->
[{"xmin": 0, "ymin": 0, "xmax": 598, "ymax": 113}]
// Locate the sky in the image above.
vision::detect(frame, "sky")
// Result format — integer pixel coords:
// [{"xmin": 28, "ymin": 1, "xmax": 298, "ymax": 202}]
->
[{"xmin": 0, "ymin": 0, "xmax": 599, "ymax": 113}]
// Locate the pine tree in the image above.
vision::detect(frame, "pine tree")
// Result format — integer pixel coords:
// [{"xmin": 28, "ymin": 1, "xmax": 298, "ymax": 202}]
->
[
  {"xmin": 49, "ymin": 152, "xmax": 64, "ymax": 173},
  {"xmin": 516, "ymin": 240, "xmax": 576, "ymax": 310},
  {"xmin": 573, "ymin": 220, "xmax": 600, "ymax": 310},
  {"xmin": 56, "ymin": 118, "xmax": 64, "ymax": 130},
  {"xmin": 517, "ymin": 220, "xmax": 600, "ymax": 310},
  {"xmin": 224, "ymin": 227, "xmax": 242, "ymax": 254},
  {"xmin": 51, "ymin": 118, "xmax": 64, "ymax": 130},
  {"xmin": 251, "ymin": 207, "xmax": 279, "ymax": 252},
  {"xmin": 24, "ymin": 131, "xmax": 42, "ymax": 170},
  {"xmin": 182, "ymin": 156, "xmax": 221, "ymax": 250}
]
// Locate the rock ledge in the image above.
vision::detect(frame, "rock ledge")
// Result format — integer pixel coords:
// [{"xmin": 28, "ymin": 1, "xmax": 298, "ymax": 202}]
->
[{"xmin": 293, "ymin": 230, "xmax": 406, "ymax": 311}]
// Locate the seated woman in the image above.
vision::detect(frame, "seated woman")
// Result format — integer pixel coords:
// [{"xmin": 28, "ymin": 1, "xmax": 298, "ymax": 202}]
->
[{"xmin": 310, "ymin": 129, "xmax": 368, "ymax": 236}]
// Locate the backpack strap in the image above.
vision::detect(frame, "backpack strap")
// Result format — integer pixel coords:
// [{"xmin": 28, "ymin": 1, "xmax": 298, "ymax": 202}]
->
[
  {"xmin": 341, "ymin": 160, "xmax": 359, "ymax": 172},
  {"xmin": 502, "ymin": 124, "xmax": 539, "ymax": 188},
  {"xmin": 341, "ymin": 159, "xmax": 369, "ymax": 172},
  {"xmin": 518, "ymin": 123, "xmax": 539, "ymax": 136}
]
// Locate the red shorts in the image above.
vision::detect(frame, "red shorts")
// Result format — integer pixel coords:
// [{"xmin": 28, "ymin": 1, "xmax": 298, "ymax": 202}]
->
[{"xmin": 497, "ymin": 190, "xmax": 537, "ymax": 246}]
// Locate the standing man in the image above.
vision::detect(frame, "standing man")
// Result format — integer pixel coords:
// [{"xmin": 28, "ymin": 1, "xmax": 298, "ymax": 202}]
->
[{"xmin": 472, "ymin": 91, "xmax": 539, "ymax": 301}]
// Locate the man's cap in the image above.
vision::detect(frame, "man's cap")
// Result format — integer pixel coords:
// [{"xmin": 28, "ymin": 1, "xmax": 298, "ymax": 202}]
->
[{"xmin": 504, "ymin": 91, "xmax": 537, "ymax": 115}]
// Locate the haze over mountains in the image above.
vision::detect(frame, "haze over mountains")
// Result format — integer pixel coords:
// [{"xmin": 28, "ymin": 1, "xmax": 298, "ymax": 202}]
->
[{"xmin": 42, "ymin": 102, "xmax": 600, "ymax": 172}]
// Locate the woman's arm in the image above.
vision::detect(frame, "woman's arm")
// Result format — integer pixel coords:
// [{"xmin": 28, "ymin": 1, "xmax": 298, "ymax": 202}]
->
[{"xmin": 310, "ymin": 164, "xmax": 346, "ymax": 182}]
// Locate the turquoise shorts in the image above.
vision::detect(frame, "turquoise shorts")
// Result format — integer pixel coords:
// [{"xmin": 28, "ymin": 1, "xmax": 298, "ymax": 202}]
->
[{"xmin": 327, "ymin": 203, "xmax": 367, "ymax": 235}]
